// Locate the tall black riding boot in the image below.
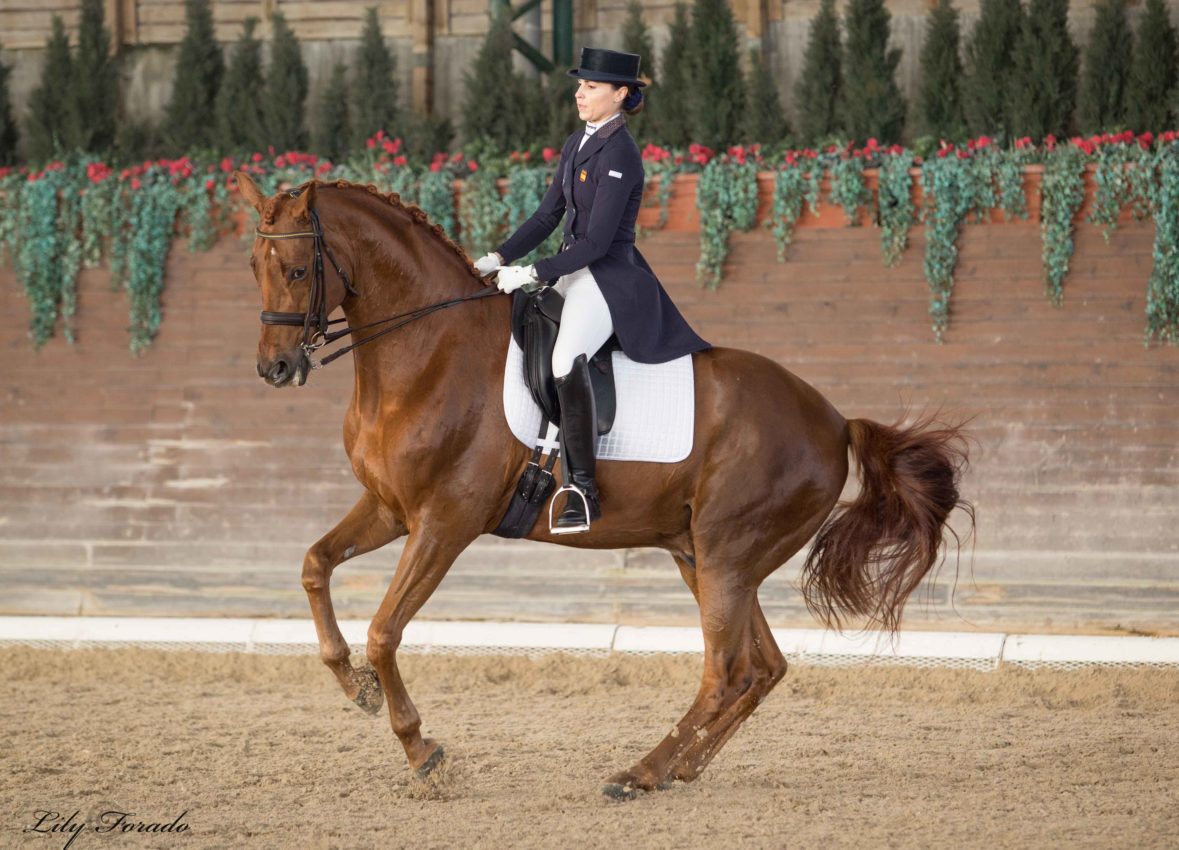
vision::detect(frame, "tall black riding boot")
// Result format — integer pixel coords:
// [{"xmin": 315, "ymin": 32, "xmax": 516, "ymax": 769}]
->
[{"xmin": 552, "ymin": 354, "xmax": 601, "ymax": 534}]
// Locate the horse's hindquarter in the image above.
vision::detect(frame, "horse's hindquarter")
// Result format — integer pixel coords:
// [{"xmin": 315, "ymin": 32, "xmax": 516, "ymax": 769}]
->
[{"xmin": 522, "ymin": 346, "xmax": 850, "ymax": 552}]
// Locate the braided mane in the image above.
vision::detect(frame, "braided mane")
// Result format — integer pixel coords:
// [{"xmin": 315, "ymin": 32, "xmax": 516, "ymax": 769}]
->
[{"xmin": 266, "ymin": 178, "xmax": 490, "ymax": 288}]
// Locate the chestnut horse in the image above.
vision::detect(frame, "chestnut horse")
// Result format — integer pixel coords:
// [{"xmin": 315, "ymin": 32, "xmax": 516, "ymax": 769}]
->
[{"xmin": 235, "ymin": 172, "xmax": 971, "ymax": 800}]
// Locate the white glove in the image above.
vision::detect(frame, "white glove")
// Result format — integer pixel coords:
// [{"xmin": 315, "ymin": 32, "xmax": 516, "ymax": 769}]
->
[
  {"xmin": 496, "ymin": 264, "xmax": 539, "ymax": 294},
  {"xmin": 474, "ymin": 252, "xmax": 502, "ymax": 275}
]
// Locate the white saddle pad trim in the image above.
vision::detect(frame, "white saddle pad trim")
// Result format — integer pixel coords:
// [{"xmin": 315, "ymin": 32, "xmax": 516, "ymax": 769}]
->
[{"xmin": 502, "ymin": 334, "xmax": 694, "ymax": 463}]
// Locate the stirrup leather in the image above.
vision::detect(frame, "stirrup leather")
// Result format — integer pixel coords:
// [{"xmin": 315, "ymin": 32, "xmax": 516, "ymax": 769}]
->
[{"xmin": 548, "ymin": 483, "xmax": 593, "ymax": 534}]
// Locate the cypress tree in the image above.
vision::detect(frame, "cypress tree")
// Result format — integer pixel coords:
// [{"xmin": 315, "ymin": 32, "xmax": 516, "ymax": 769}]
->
[
  {"xmin": 839, "ymin": 0, "xmax": 907, "ymax": 144},
  {"xmin": 962, "ymin": 0, "xmax": 1023, "ymax": 138},
  {"xmin": 656, "ymin": 2, "xmax": 694, "ymax": 146},
  {"xmin": 72, "ymin": 0, "xmax": 119, "ymax": 154},
  {"xmin": 462, "ymin": 8, "xmax": 526, "ymax": 153},
  {"xmin": 543, "ymin": 66, "xmax": 579, "ymax": 142},
  {"xmin": 315, "ymin": 62, "xmax": 351, "ymax": 161},
  {"xmin": 917, "ymin": 0, "xmax": 966, "ymax": 140},
  {"xmin": 1078, "ymin": 0, "xmax": 1132, "ymax": 132},
  {"xmin": 1126, "ymin": 0, "xmax": 1177, "ymax": 131},
  {"xmin": 688, "ymin": 0, "xmax": 746, "ymax": 150},
  {"xmin": 27, "ymin": 16, "xmax": 75, "ymax": 162},
  {"xmin": 0, "ymin": 56, "xmax": 18, "ymax": 166},
  {"xmin": 216, "ymin": 18, "xmax": 268, "ymax": 153},
  {"xmin": 163, "ymin": 0, "xmax": 223, "ymax": 152},
  {"xmin": 1009, "ymin": 0, "xmax": 1079, "ymax": 140},
  {"xmin": 264, "ymin": 12, "xmax": 309, "ymax": 150},
  {"xmin": 620, "ymin": 0, "xmax": 655, "ymax": 137},
  {"xmin": 743, "ymin": 46, "xmax": 789, "ymax": 144},
  {"xmin": 351, "ymin": 7, "xmax": 400, "ymax": 150},
  {"xmin": 794, "ymin": 0, "xmax": 843, "ymax": 145}
]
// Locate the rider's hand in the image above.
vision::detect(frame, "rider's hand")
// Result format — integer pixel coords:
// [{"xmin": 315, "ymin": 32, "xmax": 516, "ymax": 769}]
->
[
  {"xmin": 474, "ymin": 252, "xmax": 502, "ymax": 276},
  {"xmin": 496, "ymin": 264, "xmax": 539, "ymax": 294}
]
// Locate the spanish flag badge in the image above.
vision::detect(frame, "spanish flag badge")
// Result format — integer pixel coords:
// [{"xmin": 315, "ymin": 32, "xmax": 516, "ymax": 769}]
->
[{"xmin": 579, "ymin": 168, "xmax": 587, "ymax": 182}]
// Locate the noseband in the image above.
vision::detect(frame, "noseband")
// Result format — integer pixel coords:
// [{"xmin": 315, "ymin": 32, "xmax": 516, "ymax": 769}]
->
[{"xmin": 255, "ymin": 191, "xmax": 499, "ymax": 369}]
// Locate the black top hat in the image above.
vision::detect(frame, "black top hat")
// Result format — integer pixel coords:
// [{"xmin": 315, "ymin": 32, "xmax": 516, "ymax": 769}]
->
[{"xmin": 567, "ymin": 47, "xmax": 648, "ymax": 88}]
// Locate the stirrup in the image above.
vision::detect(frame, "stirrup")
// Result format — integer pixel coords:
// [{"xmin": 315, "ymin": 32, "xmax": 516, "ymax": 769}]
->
[{"xmin": 548, "ymin": 483, "xmax": 591, "ymax": 535}]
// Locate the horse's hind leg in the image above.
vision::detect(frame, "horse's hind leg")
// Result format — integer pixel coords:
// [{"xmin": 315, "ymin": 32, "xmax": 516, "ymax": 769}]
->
[
  {"xmin": 303, "ymin": 491, "xmax": 406, "ymax": 714},
  {"xmin": 602, "ymin": 565, "xmax": 786, "ymax": 799},
  {"xmin": 664, "ymin": 595, "xmax": 787, "ymax": 782}
]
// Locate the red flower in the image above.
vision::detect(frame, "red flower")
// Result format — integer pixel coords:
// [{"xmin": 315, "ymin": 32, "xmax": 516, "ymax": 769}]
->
[
  {"xmin": 467, "ymin": 160, "xmax": 478, "ymax": 172},
  {"xmin": 131, "ymin": 177, "xmax": 142, "ymax": 190},
  {"xmin": 1044, "ymin": 134, "xmax": 1057, "ymax": 152},
  {"xmin": 251, "ymin": 152, "xmax": 263, "ymax": 163},
  {"xmin": 543, "ymin": 147, "xmax": 557, "ymax": 163},
  {"xmin": 205, "ymin": 178, "xmax": 216, "ymax": 191},
  {"xmin": 1138, "ymin": 131, "xmax": 1155, "ymax": 149},
  {"xmin": 376, "ymin": 129, "xmax": 386, "ymax": 140},
  {"xmin": 429, "ymin": 162, "xmax": 442, "ymax": 173},
  {"xmin": 674, "ymin": 154, "xmax": 683, "ymax": 165},
  {"xmin": 367, "ymin": 138, "xmax": 377, "ymax": 150},
  {"xmin": 937, "ymin": 147, "xmax": 950, "ymax": 159},
  {"xmin": 393, "ymin": 155, "xmax": 408, "ymax": 167}
]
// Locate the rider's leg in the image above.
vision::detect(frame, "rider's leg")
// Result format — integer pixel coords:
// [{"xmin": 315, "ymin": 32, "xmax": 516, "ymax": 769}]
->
[{"xmin": 551, "ymin": 268, "xmax": 614, "ymax": 533}]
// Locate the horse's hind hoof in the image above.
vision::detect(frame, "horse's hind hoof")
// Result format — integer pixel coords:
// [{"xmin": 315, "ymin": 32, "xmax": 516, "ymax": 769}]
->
[
  {"xmin": 352, "ymin": 666, "xmax": 383, "ymax": 715},
  {"xmin": 413, "ymin": 743, "xmax": 446, "ymax": 781},
  {"xmin": 601, "ymin": 782, "xmax": 642, "ymax": 802}
]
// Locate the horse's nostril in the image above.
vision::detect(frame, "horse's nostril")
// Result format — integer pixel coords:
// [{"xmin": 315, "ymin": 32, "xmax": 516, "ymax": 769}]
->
[{"xmin": 269, "ymin": 360, "xmax": 290, "ymax": 384}]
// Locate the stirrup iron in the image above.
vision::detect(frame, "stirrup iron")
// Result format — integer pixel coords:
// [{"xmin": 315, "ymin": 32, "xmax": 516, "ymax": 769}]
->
[{"xmin": 549, "ymin": 483, "xmax": 592, "ymax": 534}]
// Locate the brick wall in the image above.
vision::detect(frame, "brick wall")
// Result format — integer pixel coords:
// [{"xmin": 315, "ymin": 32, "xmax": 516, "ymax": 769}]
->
[{"xmin": 2, "ymin": 186, "xmax": 1177, "ymax": 633}]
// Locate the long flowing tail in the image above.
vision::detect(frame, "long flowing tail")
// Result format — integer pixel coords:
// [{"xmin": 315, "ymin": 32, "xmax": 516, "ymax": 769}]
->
[{"xmin": 800, "ymin": 415, "xmax": 974, "ymax": 633}]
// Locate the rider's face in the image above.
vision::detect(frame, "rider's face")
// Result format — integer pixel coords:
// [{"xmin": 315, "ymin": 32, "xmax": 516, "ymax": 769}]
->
[{"xmin": 575, "ymin": 79, "xmax": 626, "ymax": 124}]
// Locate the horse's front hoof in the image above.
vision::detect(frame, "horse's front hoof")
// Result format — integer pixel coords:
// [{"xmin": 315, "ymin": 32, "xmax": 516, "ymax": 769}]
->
[
  {"xmin": 352, "ymin": 666, "xmax": 383, "ymax": 715},
  {"xmin": 601, "ymin": 781, "xmax": 643, "ymax": 802},
  {"xmin": 413, "ymin": 742, "xmax": 446, "ymax": 781},
  {"xmin": 601, "ymin": 768, "xmax": 668, "ymax": 801}
]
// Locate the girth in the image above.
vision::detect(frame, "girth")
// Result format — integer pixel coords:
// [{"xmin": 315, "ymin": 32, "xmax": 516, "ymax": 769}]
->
[{"xmin": 510, "ymin": 287, "xmax": 618, "ymax": 435}]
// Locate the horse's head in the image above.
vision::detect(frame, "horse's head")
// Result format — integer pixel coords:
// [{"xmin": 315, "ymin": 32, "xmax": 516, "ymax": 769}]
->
[{"xmin": 236, "ymin": 171, "xmax": 352, "ymax": 388}]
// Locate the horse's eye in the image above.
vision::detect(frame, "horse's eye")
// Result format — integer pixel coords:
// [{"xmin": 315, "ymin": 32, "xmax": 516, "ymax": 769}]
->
[{"xmin": 290, "ymin": 266, "xmax": 307, "ymax": 281}]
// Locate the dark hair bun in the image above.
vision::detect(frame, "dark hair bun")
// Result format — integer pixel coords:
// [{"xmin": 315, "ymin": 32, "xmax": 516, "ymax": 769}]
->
[{"xmin": 622, "ymin": 87, "xmax": 645, "ymax": 116}]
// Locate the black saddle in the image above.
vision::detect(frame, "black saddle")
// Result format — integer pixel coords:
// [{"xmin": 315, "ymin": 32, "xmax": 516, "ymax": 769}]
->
[{"xmin": 511, "ymin": 287, "xmax": 618, "ymax": 435}]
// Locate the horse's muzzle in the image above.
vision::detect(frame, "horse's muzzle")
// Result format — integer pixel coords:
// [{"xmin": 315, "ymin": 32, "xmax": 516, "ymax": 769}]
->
[{"xmin": 257, "ymin": 351, "xmax": 309, "ymax": 388}]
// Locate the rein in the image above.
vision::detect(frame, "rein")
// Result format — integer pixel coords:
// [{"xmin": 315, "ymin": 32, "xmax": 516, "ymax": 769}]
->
[{"xmin": 256, "ymin": 202, "xmax": 500, "ymax": 369}]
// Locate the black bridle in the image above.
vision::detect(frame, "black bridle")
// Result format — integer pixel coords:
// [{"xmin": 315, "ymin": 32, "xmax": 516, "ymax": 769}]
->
[{"xmin": 255, "ymin": 201, "xmax": 500, "ymax": 369}]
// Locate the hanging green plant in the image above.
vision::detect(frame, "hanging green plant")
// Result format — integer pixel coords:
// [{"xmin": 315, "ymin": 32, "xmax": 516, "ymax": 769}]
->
[
  {"xmin": 0, "ymin": 167, "xmax": 24, "ymax": 271},
  {"xmin": 458, "ymin": 163, "xmax": 505, "ymax": 256},
  {"xmin": 695, "ymin": 147, "xmax": 760, "ymax": 289},
  {"xmin": 767, "ymin": 151, "xmax": 821, "ymax": 261},
  {"xmin": 995, "ymin": 138, "xmax": 1034, "ymax": 221},
  {"xmin": 1039, "ymin": 138, "xmax": 1087, "ymax": 306},
  {"xmin": 877, "ymin": 147, "xmax": 916, "ymax": 266},
  {"xmin": 1145, "ymin": 142, "xmax": 1179, "ymax": 344},
  {"xmin": 829, "ymin": 150, "xmax": 870, "ymax": 226},
  {"xmin": 80, "ymin": 160, "xmax": 117, "ymax": 267},
  {"xmin": 117, "ymin": 165, "xmax": 185, "ymax": 354},
  {"xmin": 965, "ymin": 141, "xmax": 998, "ymax": 224},
  {"xmin": 641, "ymin": 144, "xmax": 688, "ymax": 231},
  {"xmin": 1087, "ymin": 137, "xmax": 1133, "ymax": 243},
  {"xmin": 920, "ymin": 147, "xmax": 981, "ymax": 342},
  {"xmin": 503, "ymin": 158, "xmax": 562, "ymax": 266},
  {"xmin": 14, "ymin": 163, "xmax": 82, "ymax": 347}
]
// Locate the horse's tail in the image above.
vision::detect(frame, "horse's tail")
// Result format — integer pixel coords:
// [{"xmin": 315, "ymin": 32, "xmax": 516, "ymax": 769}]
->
[{"xmin": 800, "ymin": 415, "xmax": 974, "ymax": 633}]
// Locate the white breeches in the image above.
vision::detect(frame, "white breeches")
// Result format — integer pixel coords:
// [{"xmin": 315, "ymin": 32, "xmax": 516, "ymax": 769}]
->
[{"xmin": 551, "ymin": 266, "xmax": 615, "ymax": 379}]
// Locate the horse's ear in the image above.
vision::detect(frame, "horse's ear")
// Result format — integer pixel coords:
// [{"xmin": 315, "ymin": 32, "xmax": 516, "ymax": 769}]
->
[
  {"xmin": 288, "ymin": 181, "xmax": 316, "ymax": 223},
  {"xmin": 234, "ymin": 171, "xmax": 266, "ymax": 213}
]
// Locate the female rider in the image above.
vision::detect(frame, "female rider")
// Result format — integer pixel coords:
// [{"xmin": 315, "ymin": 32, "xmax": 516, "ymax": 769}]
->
[{"xmin": 474, "ymin": 47, "xmax": 711, "ymax": 534}]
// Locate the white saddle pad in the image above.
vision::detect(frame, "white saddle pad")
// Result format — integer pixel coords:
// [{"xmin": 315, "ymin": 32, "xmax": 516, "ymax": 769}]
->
[{"xmin": 502, "ymin": 334, "xmax": 695, "ymax": 463}]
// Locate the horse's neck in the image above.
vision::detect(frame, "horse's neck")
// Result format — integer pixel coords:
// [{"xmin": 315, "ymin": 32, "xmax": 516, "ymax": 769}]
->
[{"xmin": 330, "ymin": 192, "xmax": 506, "ymax": 402}]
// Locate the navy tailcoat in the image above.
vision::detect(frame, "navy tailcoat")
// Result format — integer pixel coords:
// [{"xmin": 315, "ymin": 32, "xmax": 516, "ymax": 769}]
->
[{"xmin": 494, "ymin": 115, "xmax": 711, "ymax": 365}]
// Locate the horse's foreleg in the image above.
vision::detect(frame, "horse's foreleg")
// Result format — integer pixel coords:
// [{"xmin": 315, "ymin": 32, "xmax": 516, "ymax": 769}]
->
[
  {"xmin": 366, "ymin": 528, "xmax": 469, "ymax": 777},
  {"xmin": 302, "ymin": 491, "xmax": 406, "ymax": 713}
]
